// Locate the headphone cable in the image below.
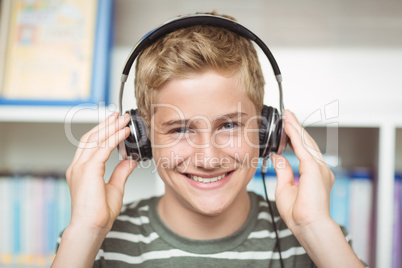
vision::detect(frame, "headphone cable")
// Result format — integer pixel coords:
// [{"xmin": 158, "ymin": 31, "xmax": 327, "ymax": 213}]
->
[{"xmin": 261, "ymin": 158, "xmax": 284, "ymax": 268}]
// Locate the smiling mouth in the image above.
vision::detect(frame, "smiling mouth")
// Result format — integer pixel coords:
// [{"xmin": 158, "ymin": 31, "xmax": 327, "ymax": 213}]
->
[{"xmin": 184, "ymin": 172, "xmax": 232, "ymax": 183}]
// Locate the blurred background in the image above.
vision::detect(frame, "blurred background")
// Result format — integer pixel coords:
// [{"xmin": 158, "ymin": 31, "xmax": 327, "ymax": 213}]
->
[{"xmin": 0, "ymin": 0, "xmax": 401, "ymax": 267}]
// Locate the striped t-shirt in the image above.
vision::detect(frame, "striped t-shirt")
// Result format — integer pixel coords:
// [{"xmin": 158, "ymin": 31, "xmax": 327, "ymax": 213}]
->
[{"xmin": 87, "ymin": 192, "xmax": 351, "ymax": 267}]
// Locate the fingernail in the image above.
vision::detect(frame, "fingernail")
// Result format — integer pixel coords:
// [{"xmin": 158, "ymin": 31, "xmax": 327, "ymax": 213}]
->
[
  {"xmin": 107, "ymin": 113, "xmax": 118, "ymax": 122},
  {"xmin": 118, "ymin": 115, "xmax": 126, "ymax": 123}
]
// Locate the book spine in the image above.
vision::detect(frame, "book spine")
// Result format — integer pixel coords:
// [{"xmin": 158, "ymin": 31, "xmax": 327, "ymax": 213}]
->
[
  {"xmin": 348, "ymin": 168, "xmax": 373, "ymax": 263},
  {"xmin": 0, "ymin": 176, "xmax": 12, "ymax": 264},
  {"xmin": 57, "ymin": 178, "xmax": 71, "ymax": 234},
  {"xmin": 20, "ymin": 176, "xmax": 35, "ymax": 264},
  {"xmin": 44, "ymin": 177, "xmax": 56, "ymax": 257},
  {"xmin": 12, "ymin": 176, "xmax": 21, "ymax": 259},
  {"xmin": 330, "ymin": 170, "xmax": 350, "ymax": 229},
  {"xmin": 392, "ymin": 173, "xmax": 402, "ymax": 268},
  {"xmin": 33, "ymin": 177, "xmax": 45, "ymax": 264}
]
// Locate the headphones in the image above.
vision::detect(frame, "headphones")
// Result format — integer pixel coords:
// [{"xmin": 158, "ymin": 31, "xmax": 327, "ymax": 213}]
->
[{"xmin": 118, "ymin": 14, "xmax": 288, "ymax": 161}]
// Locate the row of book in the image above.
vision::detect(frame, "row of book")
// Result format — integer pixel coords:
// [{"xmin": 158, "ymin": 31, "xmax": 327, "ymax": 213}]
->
[
  {"xmin": 247, "ymin": 154, "xmax": 375, "ymax": 266},
  {"xmin": 0, "ymin": 175, "xmax": 71, "ymax": 267},
  {"xmin": 1, "ymin": 164, "xmax": 400, "ymax": 267}
]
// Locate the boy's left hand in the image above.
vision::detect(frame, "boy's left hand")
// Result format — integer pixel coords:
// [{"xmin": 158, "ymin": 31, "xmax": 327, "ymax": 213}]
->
[
  {"xmin": 271, "ymin": 110, "xmax": 364, "ymax": 267},
  {"xmin": 272, "ymin": 109, "xmax": 335, "ymax": 233}
]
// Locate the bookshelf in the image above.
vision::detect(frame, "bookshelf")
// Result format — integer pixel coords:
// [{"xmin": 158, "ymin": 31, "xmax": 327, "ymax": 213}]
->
[
  {"xmin": 1, "ymin": 0, "xmax": 402, "ymax": 267},
  {"xmin": 1, "ymin": 50, "xmax": 401, "ymax": 268},
  {"xmin": 0, "ymin": 119, "xmax": 162, "ymax": 201}
]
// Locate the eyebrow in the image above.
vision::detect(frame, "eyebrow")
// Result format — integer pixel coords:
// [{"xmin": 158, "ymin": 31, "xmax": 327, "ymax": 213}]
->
[
  {"xmin": 213, "ymin": 112, "xmax": 248, "ymax": 121},
  {"xmin": 160, "ymin": 112, "xmax": 248, "ymax": 128},
  {"xmin": 161, "ymin": 119, "xmax": 191, "ymax": 128}
]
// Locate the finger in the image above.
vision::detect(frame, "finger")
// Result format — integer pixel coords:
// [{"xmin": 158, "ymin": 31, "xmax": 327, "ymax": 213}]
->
[
  {"xmin": 283, "ymin": 110, "xmax": 324, "ymax": 164},
  {"xmin": 78, "ymin": 112, "xmax": 120, "ymax": 149},
  {"xmin": 67, "ymin": 112, "xmax": 119, "ymax": 178},
  {"xmin": 301, "ymin": 129, "xmax": 325, "ymax": 163},
  {"xmin": 82, "ymin": 113, "xmax": 130, "ymax": 150},
  {"xmin": 70, "ymin": 112, "xmax": 119, "ymax": 166},
  {"xmin": 272, "ymin": 154, "xmax": 295, "ymax": 189},
  {"xmin": 95, "ymin": 113, "xmax": 131, "ymax": 147},
  {"xmin": 106, "ymin": 158, "xmax": 137, "ymax": 219},
  {"xmin": 271, "ymin": 154, "xmax": 296, "ymax": 226},
  {"xmin": 286, "ymin": 110, "xmax": 323, "ymax": 158},
  {"xmin": 77, "ymin": 115, "xmax": 131, "ymax": 163},
  {"xmin": 283, "ymin": 112, "xmax": 314, "ymax": 162},
  {"xmin": 108, "ymin": 158, "xmax": 137, "ymax": 196},
  {"xmin": 89, "ymin": 125, "xmax": 132, "ymax": 164}
]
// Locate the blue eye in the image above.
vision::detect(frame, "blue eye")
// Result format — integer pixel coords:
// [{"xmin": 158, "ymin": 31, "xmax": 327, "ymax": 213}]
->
[
  {"xmin": 221, "ymin": 122, "xmax": 238, "ymax": 130},
  {"xmin": 172, "ymin": 127, "xmax": 189, "ymax": 134}
]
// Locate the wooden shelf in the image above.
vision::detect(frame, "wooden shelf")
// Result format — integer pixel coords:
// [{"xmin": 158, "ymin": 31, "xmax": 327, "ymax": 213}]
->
[{"xmin": 0, "ymin": 105, "xmax": 116, "ymax": 124}]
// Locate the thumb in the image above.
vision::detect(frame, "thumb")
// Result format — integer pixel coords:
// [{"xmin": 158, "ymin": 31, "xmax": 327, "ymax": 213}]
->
[
  {"xmin": 108, "ymin": 159, "xmax": 137, "ymax": 194},
  {"xmin": 271, "ymin": 154, "xmax": 295, "ymax": 193}
]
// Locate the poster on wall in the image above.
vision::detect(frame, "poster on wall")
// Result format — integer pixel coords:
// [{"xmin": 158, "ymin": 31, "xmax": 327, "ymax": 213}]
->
[{"xmin": 0, "ymin": 0, "xmax": 113, "ymax": 106}]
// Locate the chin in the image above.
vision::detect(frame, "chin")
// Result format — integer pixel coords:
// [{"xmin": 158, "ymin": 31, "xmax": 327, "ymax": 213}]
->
[
  {"xmin": 194, "ymin": 204, "xmax": 228, "ymax": 217},
  {"xmin": 189, "ymin": 192, "xmax": 234, "ymax": 217}
]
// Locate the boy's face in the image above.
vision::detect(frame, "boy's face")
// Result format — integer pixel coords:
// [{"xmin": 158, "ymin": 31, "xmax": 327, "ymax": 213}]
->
[{"xmin": 150, "ymin": 69, "xmax": 260, "ymax": 216}]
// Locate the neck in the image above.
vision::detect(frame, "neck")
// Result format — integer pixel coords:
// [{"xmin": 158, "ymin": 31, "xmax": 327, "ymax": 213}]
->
[{"xmin": 158, "ymin": 189, "xmax": 251, "ymax": 240}]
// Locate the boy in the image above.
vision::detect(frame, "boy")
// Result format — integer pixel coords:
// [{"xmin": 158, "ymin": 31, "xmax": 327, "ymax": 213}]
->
[{"xmin": 53, "ymin": 12, "xmax": 365, "ymax": 267}]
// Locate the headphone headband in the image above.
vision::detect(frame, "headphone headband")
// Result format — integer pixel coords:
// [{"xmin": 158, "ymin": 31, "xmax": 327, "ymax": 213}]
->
[
  {"xmin": 121, "ymin": 15, "xmax": 281, "ymax": 77},
  {"xmin": 119, "ymin": 14, "xmax": 284, "ymax": 113}
]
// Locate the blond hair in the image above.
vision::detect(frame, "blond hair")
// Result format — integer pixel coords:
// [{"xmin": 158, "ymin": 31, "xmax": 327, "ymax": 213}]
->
[{"xmin": 134, "ymin": 13, "xmax": 265, "ymax": 124}]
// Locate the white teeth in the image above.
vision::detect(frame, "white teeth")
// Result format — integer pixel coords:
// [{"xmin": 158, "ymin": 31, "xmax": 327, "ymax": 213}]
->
[{"xmin": 188, "ymin": 173, "xmax": 229, "ymax": 183}]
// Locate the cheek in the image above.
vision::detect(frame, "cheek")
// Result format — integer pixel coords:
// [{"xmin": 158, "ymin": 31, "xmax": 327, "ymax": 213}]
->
[
  {"xmin": 211, "ymin": 130, "xmax": 241, "ymax": 149},
  {"xmin": 152, "ymin": 140, "xmax": 193, "ymax": 170},
  {"xmin": 212, "ymin": 124, "xmax": 260, "ymax": 150},
  {"xmin": 220, "ymin": 129, "xmax": 259, "ymax": 162},
  {"xmin": 245, "ymin": 119, "xmax": 261, "ymax": 150}
]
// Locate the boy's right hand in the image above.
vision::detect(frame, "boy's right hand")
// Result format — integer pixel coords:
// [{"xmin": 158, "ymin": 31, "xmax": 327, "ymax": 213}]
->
[
  {"xmin": 53, "ymin": 112, "xmax": 136, "ymax": 267},
  {"xmin": 66, "ymin": 112, "xmax": 137, "ymax": 234}
]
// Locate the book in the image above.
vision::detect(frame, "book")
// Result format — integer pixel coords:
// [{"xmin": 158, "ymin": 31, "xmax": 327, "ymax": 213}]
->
[
  {"xmin": 32, "ymin": 176, "xmax": 45, "ymax": 264},
  {"xmin": 392, "ymin": 172, "xmax": 402, "ymax": 268},
  {"xmin": 0, "ymin": 0, "xmax": 113, "ymax": 106},
  {"xmin": 348, "ymin": 168, "xmax": 373, "ymax": 264},
  {"xmin": 0, "ymin": 176, "xmax": 12, "ymax": 264},
  {"xmin": 330, "ymin": 169, "xmax": 350, "ymax": 229},
  {"xmin": 11, "ymin": 176, "xmax": 21, "ymax": 259},
  {"xmin": 56, "ymin": 177, "xmax": 71, "ymax": 237},
  {"xmin": 44, "ymin": 177, "xmax": 57, "ymax": 257},
  {"xmin": 19, "ymin": 176, "xmax": 35, "ymax": 264}
]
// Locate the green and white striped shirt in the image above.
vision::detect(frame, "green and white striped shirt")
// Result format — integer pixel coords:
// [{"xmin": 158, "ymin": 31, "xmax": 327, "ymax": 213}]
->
[{"xmin": 86, "ymin": 192, "xmax": 352, "ymax": 267}]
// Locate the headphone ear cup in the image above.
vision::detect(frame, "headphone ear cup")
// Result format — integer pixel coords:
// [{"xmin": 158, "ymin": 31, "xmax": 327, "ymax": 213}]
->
[
  {"xmin": 124, "ymin": 109, "xmax": 152, "ymax": 161},
  {"xmin": 269, "ymin": 108, "xmax": 281, "ymax": 154},
  {"xmin": 259, "ymin": 105, "xmax": 273, "ymax": 158},
  {"xmin": 259, "ymin": 105, "xmax": 286, "ymax": 157},
  {"xmin": 274, "ymin": 110, "xmax": 288, "ymax": 155}
]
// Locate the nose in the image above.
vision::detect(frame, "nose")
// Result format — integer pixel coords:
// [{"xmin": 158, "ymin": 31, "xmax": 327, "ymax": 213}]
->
[{"xmin": 191, "ymin": 132, "xmax": 223, "ymax": 170}]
